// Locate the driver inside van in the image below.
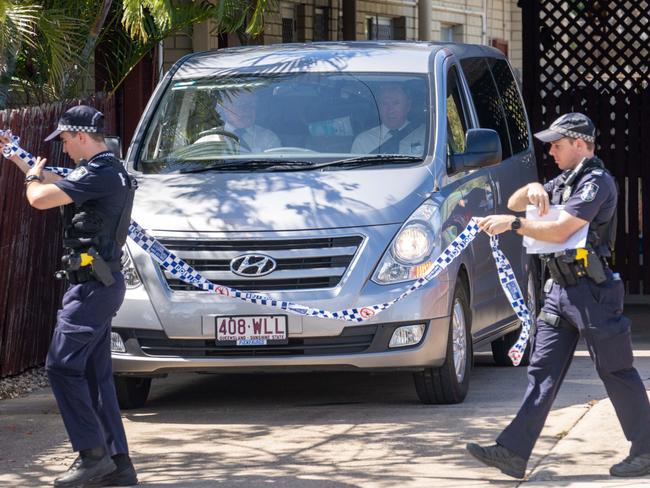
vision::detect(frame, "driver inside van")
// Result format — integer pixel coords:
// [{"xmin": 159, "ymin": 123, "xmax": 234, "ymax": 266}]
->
[
  {"xmin": 195, "ymin": 91, "xmax": 281, "ymax": 152},
  {"xmin": 351, "ymin": 84, "xmax": 425, "ymax": 155}
]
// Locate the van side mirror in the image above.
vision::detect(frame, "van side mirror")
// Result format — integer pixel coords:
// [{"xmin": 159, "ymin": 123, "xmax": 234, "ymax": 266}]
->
[
  {"xmin": 104, "ymin": 136, "xmax": 123, "ymax": 159},
  {"xmin": 448, "ymin": 128, "xmax": 502, "ymax": 174}
]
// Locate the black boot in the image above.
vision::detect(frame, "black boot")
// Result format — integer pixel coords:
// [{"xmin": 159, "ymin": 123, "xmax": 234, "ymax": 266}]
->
[
  {"xmin": 87, "ymin": 453, "xmax": 138, "ymax": 487},
  {"xmin": 610, "ymin": 452, "xmax": 650, "ymax": 477},
  {"xmin": 53, "ymin": 447, "xmax": 116, "ymax": 487},
  {"xmin": 466, "ymin": 443, "xmax": 527, "ymax": 479}
]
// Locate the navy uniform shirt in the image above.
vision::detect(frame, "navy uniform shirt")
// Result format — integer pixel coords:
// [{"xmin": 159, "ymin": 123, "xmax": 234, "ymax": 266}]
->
[
  {"xmin": 55, "ymin": 151, "xmax": 130, "ymax": 262},
  {"xmin": 543, "ymin": 162, "xmax": 617, "ymax": 256}
]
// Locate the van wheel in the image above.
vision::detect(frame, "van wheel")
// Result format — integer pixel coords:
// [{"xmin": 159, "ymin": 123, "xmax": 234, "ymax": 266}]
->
[
  {"xmin": 491, "ymin": 261, "xmax": 539, "ymax": 367},
  {"xmin": 114, "ymin": 376, "xmax": 152, "ymax": 409},
  {"xmin": 413, "ymin": 281, "xmax": 472, "ymax": 404}
]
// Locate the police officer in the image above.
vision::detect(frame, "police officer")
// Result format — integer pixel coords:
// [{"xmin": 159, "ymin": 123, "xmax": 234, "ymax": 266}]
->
[
  {"xmin": 466, "ymin": 113, "xmax": 650, "ymax": 478},
  {"xmin": 0, "ymin": 106, "xmax": 138, "ymax": 487}
]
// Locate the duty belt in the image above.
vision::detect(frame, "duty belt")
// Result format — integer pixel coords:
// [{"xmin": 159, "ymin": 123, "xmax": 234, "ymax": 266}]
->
[
  {"xmin": 63, "ymin": 260, "xmax": 121, "ymax": 285},
  {"xmin": 543, "ymin": 248, "xmax": 608, "ymax": 287}
]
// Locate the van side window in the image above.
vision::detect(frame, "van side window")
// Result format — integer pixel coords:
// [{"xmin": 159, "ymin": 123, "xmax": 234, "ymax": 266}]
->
[
  {"xmin": 487, "ymin": 58, "xmax": 529, "ymax": 154},
  {"xmin": 446, "ymin": 66, "xmax": 468, "ymax": 155},
  {"xmin": 460, "ymin": 57, "xmax": 512, "ymax": 159}
]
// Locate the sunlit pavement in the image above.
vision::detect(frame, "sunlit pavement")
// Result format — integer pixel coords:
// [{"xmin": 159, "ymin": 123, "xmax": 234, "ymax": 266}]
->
[{"xmin": 1, "ymin": 306, "xmax": 649, "ymax": 487}]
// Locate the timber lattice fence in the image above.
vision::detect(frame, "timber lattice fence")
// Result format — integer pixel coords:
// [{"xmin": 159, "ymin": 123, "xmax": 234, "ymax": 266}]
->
[{"xmin": 520, "ymin": 0, "xmax": 650, "ymax": 294}]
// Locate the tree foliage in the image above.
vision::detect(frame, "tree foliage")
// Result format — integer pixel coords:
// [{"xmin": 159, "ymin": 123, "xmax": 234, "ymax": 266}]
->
[{"xmin": 0, "ymin": 0, "xmax": 273, "ymax": 108}]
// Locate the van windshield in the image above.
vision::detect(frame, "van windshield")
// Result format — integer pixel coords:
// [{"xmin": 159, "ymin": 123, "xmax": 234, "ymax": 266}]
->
[{"xmin": 138, "ymin": 73, "xmax": 431, "ymax": 174}]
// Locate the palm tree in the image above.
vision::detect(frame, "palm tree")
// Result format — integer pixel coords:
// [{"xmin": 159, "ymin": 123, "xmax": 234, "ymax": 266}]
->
[
  {"xmin": 0, "ymin": 1, "xmax": 85, "ymax": 107},
  {"xmin": 0, "ymin": 0, "xmax": 272, "ymax": 108},
  {"xmin": 99, "ymin": 0, "xmax": 273, "ymax": 96}
]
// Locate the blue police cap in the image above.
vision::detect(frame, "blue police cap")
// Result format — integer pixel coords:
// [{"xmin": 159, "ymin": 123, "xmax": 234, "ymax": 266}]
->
[
  {"xmin": 534, "ymin": 112, "xmax": 596, "ymax": 143},
  {"xmin": 44, "ymin": 105, "xmax": 105, "ymax": 142}
]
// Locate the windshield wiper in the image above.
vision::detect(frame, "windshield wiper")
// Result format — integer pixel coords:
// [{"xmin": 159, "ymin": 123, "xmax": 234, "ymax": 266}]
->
[
  {"xmin": 178, "ymin": 155, "xmax": 422, "ymax": 174},
  {"xmin": 179, "ymin": 159, "xmax": 315, "ymax": 174},
  {"xmin": 308, "ymin": 154, "xmax": 423, "ymax": 171}
]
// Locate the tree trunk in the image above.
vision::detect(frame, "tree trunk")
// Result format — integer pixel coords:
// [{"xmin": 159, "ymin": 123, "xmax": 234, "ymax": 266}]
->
[
  {"xmin": 0, "ymin": 47, "xmax": 18, "ymax": 109},
  {"xmin": 61, "ymin": 0, "xmax": 114, "ymax": 99},
  {"xmin": 0, "ymin": 21, "xmax": 22, "ymax": 110}
]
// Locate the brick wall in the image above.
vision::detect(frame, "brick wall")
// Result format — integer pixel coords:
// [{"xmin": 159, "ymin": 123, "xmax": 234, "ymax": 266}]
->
[
  {"xmin": 159, "ymin": 1, "xmax": 523, "ymax": 72},
  {"xmin": 163, "ymin": 29, "xmax": 194, "ymax": 73},
  {"xmin": 264, "ymin": 0, "xmax": 344, "ymax": 44}
]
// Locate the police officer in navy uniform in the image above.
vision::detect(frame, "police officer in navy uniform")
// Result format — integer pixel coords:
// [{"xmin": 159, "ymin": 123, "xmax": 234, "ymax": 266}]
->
[
  {"xmin": 0, "ymin": 106, "xmax": 138, "ymax": 487},
  {"xmin": 466, "ymin": 113, "xmax": 650, "ymax": 478}
]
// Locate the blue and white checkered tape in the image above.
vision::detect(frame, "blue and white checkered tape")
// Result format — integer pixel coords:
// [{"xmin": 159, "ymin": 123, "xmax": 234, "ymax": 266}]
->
[{"xmin": 4, "ymin": 131, "xmax": 531, "ymax": 366}]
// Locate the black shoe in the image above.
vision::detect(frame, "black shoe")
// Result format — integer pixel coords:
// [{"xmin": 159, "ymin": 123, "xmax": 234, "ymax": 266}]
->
[
  {"xmin": 466, "ymin": 442, "xmax": 527, "ymax": 479},
  {"xmin": 87, "ymin": 454, "xmax": 138, "ymax": 487},
  {"xmin": 610, "ymin": 452, "xmax": 650, "ymax": 477},
  {"xmin": 53, "ymin": 447, "xmax": 116, "ymax": 487}
]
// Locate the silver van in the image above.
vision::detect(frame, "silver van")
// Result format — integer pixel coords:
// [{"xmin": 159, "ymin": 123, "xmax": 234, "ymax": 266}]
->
[{"xmin": 112, "ymin": 42, "xmax": 539, "ymax": 408}]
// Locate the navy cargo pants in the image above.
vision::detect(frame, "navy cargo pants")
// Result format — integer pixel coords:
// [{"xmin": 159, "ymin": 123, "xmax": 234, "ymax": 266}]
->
[
  {"xmin": 45, "ymin": 272, "xmax": 128, "ymax": 455},
  {"xmin": 497, "ymin": 272, "xmax": 650, "ymax": 460}
]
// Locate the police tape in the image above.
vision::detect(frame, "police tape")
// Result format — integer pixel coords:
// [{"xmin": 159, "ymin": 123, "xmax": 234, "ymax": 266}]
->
[{"xmin": 1, "ymin": 131, "xmax": 531, "ymax": 365}]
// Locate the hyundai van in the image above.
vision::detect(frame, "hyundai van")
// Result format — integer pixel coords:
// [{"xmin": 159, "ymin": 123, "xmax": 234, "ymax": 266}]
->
[{"xmin": 112, "ymin": 42, "xmax": 539, "ymax": 408}]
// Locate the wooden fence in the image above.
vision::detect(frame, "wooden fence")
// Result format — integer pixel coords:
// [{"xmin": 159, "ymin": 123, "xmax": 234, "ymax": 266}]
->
[{"xmin": 0, "ymin": 97, "xmax": 115, "ymax": 377}]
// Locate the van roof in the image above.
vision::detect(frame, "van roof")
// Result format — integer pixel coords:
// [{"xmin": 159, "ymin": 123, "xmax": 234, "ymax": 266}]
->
[{"xmin": 172, "ymin": 41, "xmax": 504, "ymax": 77}]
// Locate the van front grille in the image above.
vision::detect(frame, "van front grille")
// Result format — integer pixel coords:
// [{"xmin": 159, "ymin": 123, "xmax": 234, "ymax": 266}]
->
[
  {"xmin": 129, "ymin": 327, "xmax": 376, "ymax": 357},
  {"xmin": 155, "ymin": 235, "xmax": 363, "ymax": 292}
]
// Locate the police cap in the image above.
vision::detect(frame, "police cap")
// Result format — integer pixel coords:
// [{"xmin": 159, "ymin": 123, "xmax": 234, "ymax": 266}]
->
[
  {"xmin": 534, "ymin": 112, "xmax": 596, "ymax": 143},
  {"xmin": 45, "ymin": 105, "xmax": 104, "ymax": 142}
]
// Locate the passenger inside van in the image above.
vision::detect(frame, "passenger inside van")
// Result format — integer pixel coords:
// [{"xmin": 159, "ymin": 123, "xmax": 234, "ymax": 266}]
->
[{"xmin": 351, "ymin": 84, "xmax": 425, "ymax": 155}]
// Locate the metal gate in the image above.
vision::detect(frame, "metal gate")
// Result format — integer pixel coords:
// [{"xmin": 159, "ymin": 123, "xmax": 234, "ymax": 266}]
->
[{"xmin": 520, "ymin": 0, "xmax": 650, "ymax": 294}]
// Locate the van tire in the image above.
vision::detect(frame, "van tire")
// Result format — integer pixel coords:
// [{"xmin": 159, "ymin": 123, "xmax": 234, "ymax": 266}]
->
[
  {"xmin": 413, "ymin": 281, "xmax": 472, "ymax": 404},
  {"xmin": 491, "ymin": 260, "xmax": 539, "ymax": 367},
  {"xmin": 114, "ymin": 376, "xmax": 152, "ymax": 409}
]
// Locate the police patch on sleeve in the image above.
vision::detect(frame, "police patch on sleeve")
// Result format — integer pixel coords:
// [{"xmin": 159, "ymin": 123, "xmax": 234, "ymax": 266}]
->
[
  {"xmin": 66, "ymin": 166, "xmax": 89, "ymax": 182},
  {"xmin": 580, "ymin": 182, "xmax": 599, "ymax": 202}
]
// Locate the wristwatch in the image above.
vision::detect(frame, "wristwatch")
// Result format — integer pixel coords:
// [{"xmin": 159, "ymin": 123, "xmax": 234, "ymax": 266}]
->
[
  {"xmin": 511, "ymin": 216, "xmax": 522, "ymax": 231},
  {"xmin": 24, "ymin": 174, "xmax": 42, "ymax": 185}
]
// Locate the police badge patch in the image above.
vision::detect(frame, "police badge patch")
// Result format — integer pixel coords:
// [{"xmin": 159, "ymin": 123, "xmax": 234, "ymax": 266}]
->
[
  {"xmin": 67, "ymin": 166, "xmax": 89, "ymax": 182},
  {"xmin": 580, "ymin": 182, "xmax": 599, "ymax": 202}
]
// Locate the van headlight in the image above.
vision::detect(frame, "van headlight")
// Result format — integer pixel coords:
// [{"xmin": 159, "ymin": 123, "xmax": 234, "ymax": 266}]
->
[
  {"xmin": 393, "ymin": 223, "xmax": 434, "ymax": 263},
  {"xmin": 121, "ymin": 245, "xmax": 142, "ymax": 289},
  {"xmin": 373, "ymin": 201, "xmax": 441, "ymax": 284}
]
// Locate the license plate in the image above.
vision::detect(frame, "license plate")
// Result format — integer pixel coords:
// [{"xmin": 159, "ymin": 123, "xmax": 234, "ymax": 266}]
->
[{"xmin": 215, "ymin": 315, "xmax": 288, "ymax": 346}]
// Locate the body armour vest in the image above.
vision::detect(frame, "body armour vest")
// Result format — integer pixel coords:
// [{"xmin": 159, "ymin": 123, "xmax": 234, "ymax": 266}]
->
[
  {"xmin": 61, "ymin": 152, "xmax": 137, "ymax": 263},
  {"xmin": 550, "ymin": 156, "xmax": 616, "ymax": 256}
]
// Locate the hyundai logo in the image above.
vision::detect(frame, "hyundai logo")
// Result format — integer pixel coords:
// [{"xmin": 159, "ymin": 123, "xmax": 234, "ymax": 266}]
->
[{"xmin": 230, "ymin": 254, "xmax": 277, "ymax": 277}]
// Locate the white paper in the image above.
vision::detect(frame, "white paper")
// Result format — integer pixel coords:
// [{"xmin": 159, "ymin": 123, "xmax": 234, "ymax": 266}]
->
[{"xmin": 522, "ymin": 205, "xmax": 588, "ymax": 254}]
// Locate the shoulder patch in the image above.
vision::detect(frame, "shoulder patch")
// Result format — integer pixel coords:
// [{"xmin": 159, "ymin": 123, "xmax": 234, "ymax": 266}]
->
[
  {"xmin": 580, "ymin": 182, "xmax": 599, "ymax": 202},
  {"xmin": 67, "ymin": 166, "xmax": 89, "ymax": 182}
]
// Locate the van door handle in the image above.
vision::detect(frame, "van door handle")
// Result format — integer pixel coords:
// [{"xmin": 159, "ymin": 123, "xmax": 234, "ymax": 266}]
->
[{"xmin": 483, "ymin": 183, "xmax": 495, "ymax": 211}]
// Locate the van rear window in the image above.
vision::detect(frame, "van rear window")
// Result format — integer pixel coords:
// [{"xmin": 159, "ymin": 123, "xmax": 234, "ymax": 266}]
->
[{"xmin": 460, "ymin": 58, "xmax": 513, "ymax": 159}]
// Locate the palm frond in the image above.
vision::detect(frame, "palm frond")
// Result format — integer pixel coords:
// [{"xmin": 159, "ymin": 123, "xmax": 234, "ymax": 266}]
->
[
  {"xmin": 37, "ymin": 10, "xmax": 89, "ymax": 94},
  {"xmin": 122, "ymin": 0, "xmax": 176, "ymax": 43},
  {"xmin": 1, "ymin": 4, "xmax": 41, "ymax": 51},
  {"xmin": 244, "ymin": 0, "xmax": 272, "ymax": 35}
]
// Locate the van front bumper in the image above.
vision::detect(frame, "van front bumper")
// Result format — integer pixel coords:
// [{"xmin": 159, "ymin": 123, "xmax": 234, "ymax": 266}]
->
[{"xmin": 112, "ymin": 316, "xmax": 450, "ymax": 375}]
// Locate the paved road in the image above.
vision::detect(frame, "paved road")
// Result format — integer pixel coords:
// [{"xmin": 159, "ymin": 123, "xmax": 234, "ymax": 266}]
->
[{"xmin": 1, "ymin": 308, "xmax": 650, "ymax": 487}]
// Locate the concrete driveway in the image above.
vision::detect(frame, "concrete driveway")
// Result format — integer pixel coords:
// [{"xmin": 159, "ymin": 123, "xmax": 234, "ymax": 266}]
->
[{"xmin": 1, "ymin": 307, "xmax": 650, "ymax": 487}]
